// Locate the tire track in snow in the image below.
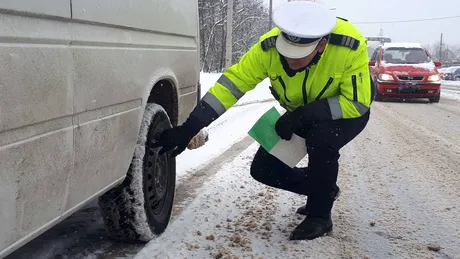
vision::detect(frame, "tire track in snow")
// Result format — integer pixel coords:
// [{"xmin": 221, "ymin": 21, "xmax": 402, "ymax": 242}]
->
[
  {"xmin": 336, "ymin": 102, "xmax": 460, "ymax": 259},
  {"xmin": 378, "ymin": 99, "xmax": 460, "ymax": 142}
]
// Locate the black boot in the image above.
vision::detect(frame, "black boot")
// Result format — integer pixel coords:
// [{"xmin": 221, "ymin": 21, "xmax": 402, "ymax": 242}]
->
[
  {"xmin": 296, "ymin": 186, "xmax": 341, "ymax": 216},
  {"xmin": 289, "ymin": 214, "xmax": 333, "ymax": 240}
]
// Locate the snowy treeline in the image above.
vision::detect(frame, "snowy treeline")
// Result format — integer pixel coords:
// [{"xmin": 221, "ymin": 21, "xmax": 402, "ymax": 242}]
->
[{"xmin": 198, "ymin": 0, "xmax": 269, "ymax": 72}]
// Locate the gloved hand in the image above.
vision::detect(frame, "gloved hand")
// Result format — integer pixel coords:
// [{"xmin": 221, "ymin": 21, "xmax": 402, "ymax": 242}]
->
[
  {"xmin": 275, "ymin": 112, "xmax": 296, "ymax": 140},
  {"xmin": 150, "ymin": 125, "xmax": 195, "ymax": 157},
  {"xmin": 275, "ymin": 99, "xmax": 333, "ymax": 140}
]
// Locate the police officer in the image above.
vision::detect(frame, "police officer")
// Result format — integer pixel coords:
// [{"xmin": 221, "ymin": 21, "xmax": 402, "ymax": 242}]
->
[{"xmin": 152, "ymin": 1, "xmax": 372, "ymax": 240}]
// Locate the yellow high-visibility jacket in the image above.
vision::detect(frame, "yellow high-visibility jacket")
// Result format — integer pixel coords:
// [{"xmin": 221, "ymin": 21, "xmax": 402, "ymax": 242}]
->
[{"xmin": 191, "ymin": 18, "xmax": 372, "ymax": 128}]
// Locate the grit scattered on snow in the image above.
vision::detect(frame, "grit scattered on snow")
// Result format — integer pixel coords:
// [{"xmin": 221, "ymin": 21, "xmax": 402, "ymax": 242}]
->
[{"xmin": 134, "ymin": 143, "xmax": 336, "ymax": 259}]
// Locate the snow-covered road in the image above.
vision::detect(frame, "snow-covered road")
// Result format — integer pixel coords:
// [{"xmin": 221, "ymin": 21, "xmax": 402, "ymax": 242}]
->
[
  {"xmin": 7, "ymin": 76, "xmax": 460, "ymax": 259},
  {"xmin": 134, "ymin": 97, "xmax": 460, "ymax": 259}
]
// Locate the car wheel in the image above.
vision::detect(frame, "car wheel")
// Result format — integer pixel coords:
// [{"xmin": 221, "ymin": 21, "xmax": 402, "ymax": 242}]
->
[
  {"xmin": 374, "ymin": 93, "xmax": 383, "ymax": 101},
  {"xmin": 429, "ymin": 92, "xmax": 441, "ymax": 103},
  {"xmin": 98, "ymin": 103, "xmax": 175, "ymax": 242},
  {"xmin": 455, "ymin": 77, "xmax": 460, "ymax": 81}
]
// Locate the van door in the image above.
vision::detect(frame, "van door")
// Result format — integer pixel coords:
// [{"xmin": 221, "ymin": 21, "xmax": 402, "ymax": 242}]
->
[
  {"xmin": 63, "ymin": 0, "xmax": 147, "ymax": 211},
  {"xmin": 0, "ymin": 0, "xmax": 73, "ymax": 256}
]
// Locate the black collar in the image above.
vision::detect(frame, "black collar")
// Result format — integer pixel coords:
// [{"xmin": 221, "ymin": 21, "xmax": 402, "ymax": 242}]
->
[{"xmin": 279, "ymin": 50, "xmax": 324, "ymax": 77}]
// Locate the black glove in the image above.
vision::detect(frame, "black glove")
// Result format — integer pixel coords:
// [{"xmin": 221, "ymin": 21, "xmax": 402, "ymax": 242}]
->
[
  {"xmin": 150, "ymin": 126, "xmax": 193, "ymax": 157},
  {"xmin": 275, "ymin": 99, "xmax": 332, "ymax": 140},
  {"xmin": 150, "ymin": 115, "xmax": 203, "ymax": 157},
  {"xmin": 275, "ymin": 112, "xmax": 296, "ymax": 140}
]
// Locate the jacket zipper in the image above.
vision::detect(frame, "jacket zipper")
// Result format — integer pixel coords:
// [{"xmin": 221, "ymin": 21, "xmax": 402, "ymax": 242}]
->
[
  {"xmin": 277, "ymin": 76, "xmax": 291, "ymax": 102},
  {"xmin": 302, "ymin": 70, "xmax": 310, "ymax": 104},
  {"xmin": 315, "ymin": 77, "xmax": 334, "ymax": 100},
  {"xmin": 352, "ymin": 75, "xmax": 358, "ymax": 101}
]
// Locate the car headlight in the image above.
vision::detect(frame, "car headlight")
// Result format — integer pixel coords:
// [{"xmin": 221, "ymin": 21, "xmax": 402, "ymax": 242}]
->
[
  {"xmin": 379, "ymin": 73, "xmax": 394, "ymax": 81},
  {"xmin": 427, "ymin": 75, "xmax": 440, "ymax": 82}
]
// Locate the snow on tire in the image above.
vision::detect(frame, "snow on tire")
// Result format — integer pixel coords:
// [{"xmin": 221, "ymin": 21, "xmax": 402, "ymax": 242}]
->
[{"xmin": 98, "ymin": 103, "xmax": 176, "ymax": 242}]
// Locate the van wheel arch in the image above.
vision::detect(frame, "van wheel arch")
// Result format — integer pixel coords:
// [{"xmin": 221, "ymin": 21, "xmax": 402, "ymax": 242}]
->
[{"xmin": 147, "ymin": 79, "xmax": 179, "ymax": 126}]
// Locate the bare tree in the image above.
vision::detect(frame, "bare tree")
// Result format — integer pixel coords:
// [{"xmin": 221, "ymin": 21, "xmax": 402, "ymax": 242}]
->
[
  {"xmin": 225, "ymin": 0, "xmax": 234, "ymax": 68},
  {"xmin": 198, "ymin": 0, "xmax": 269, "ymax": 72},
  {"xmin": 425, "ymin": 42, "xmax": 460, "ymax": 63}
]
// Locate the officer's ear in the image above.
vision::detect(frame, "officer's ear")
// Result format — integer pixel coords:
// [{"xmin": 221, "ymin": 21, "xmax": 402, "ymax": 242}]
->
[{"xmin": 316, "ymin": 38, "xmax": 328, "ymax": 53}]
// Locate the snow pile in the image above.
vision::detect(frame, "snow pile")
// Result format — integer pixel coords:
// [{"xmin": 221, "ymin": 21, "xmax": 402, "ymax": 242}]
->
[
  {"xmin": 441, "ymin": 80, "xmax": 460, "ymax": 101},
  {"xmin": 442, "ymin": 80, "xmax": 460, "ymax": 87},
  {"xmin": 176, "ymin": 73, "xmax": 276, "ymax": 183}
]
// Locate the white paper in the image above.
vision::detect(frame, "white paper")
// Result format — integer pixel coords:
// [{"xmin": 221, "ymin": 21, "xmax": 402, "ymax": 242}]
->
[{"xmin": 268, "ymin": 133, "xmax": 308, "ymax": 168}]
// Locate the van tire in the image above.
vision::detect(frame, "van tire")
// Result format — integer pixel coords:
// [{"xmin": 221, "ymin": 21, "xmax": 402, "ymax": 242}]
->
[{"xmin": 98, "ymin": 103, "xmax": 175, "ymax": 242}]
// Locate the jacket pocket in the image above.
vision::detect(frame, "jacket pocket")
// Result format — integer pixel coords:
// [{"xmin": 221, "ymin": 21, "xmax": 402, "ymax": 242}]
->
[
  {"xmin": 315, "ymin": 77, "xmax": 334, "ymax": 100},
  {"xmin": 352, "ymin": 75, "xmax": 358, "ymax": 101}
]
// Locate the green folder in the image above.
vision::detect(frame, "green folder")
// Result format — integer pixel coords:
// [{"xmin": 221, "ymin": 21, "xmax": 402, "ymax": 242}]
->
[
  {"xmin": 248, "ymin": 106, "xmax": 281, "ymax": 153},
  {"xmin": 248, "ymin": 106, "xmax": 308, "ymax": 168}
]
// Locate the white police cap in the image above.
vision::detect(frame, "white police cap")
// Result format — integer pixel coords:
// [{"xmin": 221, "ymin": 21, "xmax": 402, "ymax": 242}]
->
[{"xmin": 273, "ymin": 1, "xmax": 337, "ymax": 59}]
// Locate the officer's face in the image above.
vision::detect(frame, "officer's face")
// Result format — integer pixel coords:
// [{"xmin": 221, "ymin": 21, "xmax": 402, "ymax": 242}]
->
[{"xmin": 285, "ymin": 39, "xmax": 328, "ymax": 70}]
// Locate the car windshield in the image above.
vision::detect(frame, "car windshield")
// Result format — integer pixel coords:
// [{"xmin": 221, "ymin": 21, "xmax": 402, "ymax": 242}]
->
[{"xmin": 382, "ymin": 47, "xmax": 431, "ymax": 64}]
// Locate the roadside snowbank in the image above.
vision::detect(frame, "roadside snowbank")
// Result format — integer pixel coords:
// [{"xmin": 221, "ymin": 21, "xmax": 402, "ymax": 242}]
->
[
  {"xmin": 441, "ymin": 80, "xmax": 460, "ymax": 87},
  {"xmin": 441, "ymin": 81, "xmax": 460, "ymax": 101},
  {"xmin": 441, "ymin": 90, "xmax": 460, "ymax": 101},
  {"xmin": 199, "ymin": 72, "xmax": 274, "ymax": 103},
  {"xmin": 176, "ymin": 73, "xmax": 276, "ymax": 183}
]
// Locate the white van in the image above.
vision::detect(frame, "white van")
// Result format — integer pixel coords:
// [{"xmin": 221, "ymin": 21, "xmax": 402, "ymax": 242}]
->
[{"xmin": 0, "ymin": 0, "xmax": 202, "ymax": 257}]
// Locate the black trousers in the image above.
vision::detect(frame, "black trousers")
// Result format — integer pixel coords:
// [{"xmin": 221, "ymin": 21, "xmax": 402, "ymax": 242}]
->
[{"xmin": 250, "ymin": 111, "xmax": 370, "ymax": 217}]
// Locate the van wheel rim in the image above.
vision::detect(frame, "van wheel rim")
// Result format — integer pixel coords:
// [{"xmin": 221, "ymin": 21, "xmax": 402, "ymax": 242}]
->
[{"xmin": 145, "ymin": 148, "xmax": 168, "ymax": 215}]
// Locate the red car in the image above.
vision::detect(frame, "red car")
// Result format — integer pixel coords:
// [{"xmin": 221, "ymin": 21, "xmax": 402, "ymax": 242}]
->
[{"xmin": 369, "ymin": 42, "xmax": 442, "ymax": 103}]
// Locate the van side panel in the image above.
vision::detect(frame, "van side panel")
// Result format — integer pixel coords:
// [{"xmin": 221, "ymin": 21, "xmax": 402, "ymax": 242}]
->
[
  {"xmin": 0, "ymin": 11, "xmax": 74, "ymax": 256},
  {"xmin": 0, "ymin": 130, "xmax": 74, "ymax": 254},
  {"xmin": 69, "ymin": 23, "xmax": 198, "ymax": 114},
  {"xmin": 0, "ymin": 0, "xmax": 70, "ymax": 18},
  {"xmin": 0, "ymin": 15, "xmax": 74, "ymax": 133},
  {"xmin": 72, "ymin": 0, "xmax": 198, "ymax": 37}
]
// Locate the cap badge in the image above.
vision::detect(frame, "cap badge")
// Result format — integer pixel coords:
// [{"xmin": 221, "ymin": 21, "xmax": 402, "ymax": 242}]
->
[{"xmin": 287, "ymin": 35, "xmax": 302, "ymax": 43}]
